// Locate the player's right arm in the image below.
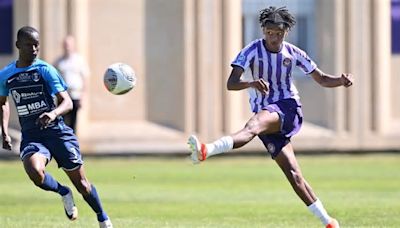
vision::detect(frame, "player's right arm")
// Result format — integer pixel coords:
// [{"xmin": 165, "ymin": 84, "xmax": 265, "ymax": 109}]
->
[
  {"xmin": 227, "ymin": 66, "xmax": 269, "ymax": 94},
  {"xmin": 229, "ymin": 40, "xmax": 269, "ymax": 94},
  {"xmin": 0, "ymin": 96, "xmax": 12, "ymax": 150}
]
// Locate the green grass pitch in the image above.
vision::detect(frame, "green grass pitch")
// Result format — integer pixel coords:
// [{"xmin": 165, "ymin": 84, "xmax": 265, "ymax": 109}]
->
[{"xmin": 0, "ymin": 154, "xmax": 399, "ymax": 227}]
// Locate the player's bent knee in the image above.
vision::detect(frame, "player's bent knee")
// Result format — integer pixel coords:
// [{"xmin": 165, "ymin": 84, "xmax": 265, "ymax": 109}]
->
[
  {"xmin": 245, "ymin": 114, "xmax": 277, "ymax": 135},
  {"xmin": 243, "ymin": 127, "xmax": 258, "ymax": 138},
  {"xmin": 28, "ymin": 169, "xmax": 45, "ymax": 186},
  {"xmin": 244, "ymin": 120, "xmax": 262, "ymax": 136}
]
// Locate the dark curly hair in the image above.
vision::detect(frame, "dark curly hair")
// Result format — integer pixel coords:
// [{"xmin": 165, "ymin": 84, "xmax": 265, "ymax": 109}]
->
[{"xmin": 259, "ymin": 6, "xmax": 296, "ymax": 30}]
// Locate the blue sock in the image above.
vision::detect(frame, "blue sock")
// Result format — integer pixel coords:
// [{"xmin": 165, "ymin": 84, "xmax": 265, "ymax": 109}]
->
[
  {"xmin": 82, "ymin": 184, "xmax": 108, "ymax": 222},
  {"xmin": 38, "ymin": 172, "xmax": 69, "ymax": 196}
]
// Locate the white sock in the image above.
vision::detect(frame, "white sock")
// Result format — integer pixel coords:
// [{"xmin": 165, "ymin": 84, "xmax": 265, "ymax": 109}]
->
[
  {"xmin": 205, "ymin": 136, "xmax": 234, "ymax": 157},
  {"xmin": 307, "ymin": 199, "xmax": 331, "ymax": 225}
]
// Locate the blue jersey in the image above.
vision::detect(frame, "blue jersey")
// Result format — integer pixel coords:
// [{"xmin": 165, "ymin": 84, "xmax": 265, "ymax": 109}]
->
[{"xmin": 0, "ymin": 59, "xmax": 68, "ymax": 132}]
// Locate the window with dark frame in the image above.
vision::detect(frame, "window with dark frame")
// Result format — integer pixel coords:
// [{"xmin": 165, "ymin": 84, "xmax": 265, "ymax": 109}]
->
[
  {"xmin": 0, "ymin": 0, "xmax": 13, "ymax": 55},
  {"xmin": 392, "ymin": 0, "xmax": 400, "ymax": 54}
]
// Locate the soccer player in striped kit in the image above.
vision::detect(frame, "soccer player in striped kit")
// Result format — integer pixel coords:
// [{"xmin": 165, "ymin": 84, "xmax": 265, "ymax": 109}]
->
[
  {"xmin": 188, "ymin": 6, "xmax": 353, "ymax": 228},
  {"xmin": 0, "ymin": 26, "xmax": 112, "ymax": 228}
]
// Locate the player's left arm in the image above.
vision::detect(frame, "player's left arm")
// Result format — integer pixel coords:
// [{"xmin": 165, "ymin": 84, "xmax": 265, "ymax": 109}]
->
[
  {"xmin": 36, "ymin": 91, "xmax": 73, "ymax": 129},
  {"xmin": 310, "ymin": 68, "xmax": 353, "ymax": 88},
  {"xmin": 52, "ymin": 90, "xmax": 73, "ymax": 117},
  {"xmin": 37, "ymin": 64, "xmax": 72, "ymax": 128}
]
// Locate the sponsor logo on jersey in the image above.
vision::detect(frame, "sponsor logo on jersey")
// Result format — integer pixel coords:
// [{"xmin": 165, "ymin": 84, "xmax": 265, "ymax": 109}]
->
[
  {"xmin": 10, "ymin": 85, "xmax": 45, "ymax": 104},
  {"xmin": 17, "ymin": 105, "xmax": 29, "ymax": 116},
  {"xmin": 12, "ymin": 71, "xmax": 42, "ymax": 83},
  {"xmin": 12, "ymin": 90, "xmax": 43, "ymax": 104},
  {"xmin": 16, "ymin": 72, "xmax": 33, "ymax": 82},
  {"xmin": 12, "ymin": 90, "xmax": 21, "ymax": 103},
  {"xmin": 7, "ymin": 77, "xmax": 16, "ymax": 83},
  {"xmin": 16, "ymin": 100, "xmax": 48, "ymax": 117},
  {"xmin": 21, "ymin": 91, "xmax": 43, "ymax": 99}
]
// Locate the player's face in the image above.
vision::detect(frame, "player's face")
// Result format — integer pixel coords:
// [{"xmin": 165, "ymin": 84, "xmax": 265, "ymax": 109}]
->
[
  {"xmin": 262, "ymin": 25, "xmax": 287, "ymax": 52},
  {"xmin": 16, "ymin": 32, "xmax": 40, "ymax": 63}
]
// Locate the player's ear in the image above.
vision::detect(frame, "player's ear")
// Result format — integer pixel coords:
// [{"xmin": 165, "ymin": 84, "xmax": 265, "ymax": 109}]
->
[
  {"xmin": 284, "ymin": 29, "xmax": 289, "ymax": 38},
  {"xmin": 15, "ymin": 40, "xmax": 20, "ymax": 49}
]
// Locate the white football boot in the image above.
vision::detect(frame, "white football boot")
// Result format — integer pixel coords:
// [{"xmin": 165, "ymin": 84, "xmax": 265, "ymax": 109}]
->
[
  {"xmin": 326, "ymin": 218, "xmax": 340, "ymax": 228},
  {"xmin": 187, "ymin": 135, "xmax": 207, "ymax": 164},
  {"xmin": 62, "ymin": 187, "xmax": 78, "ymax": 220},
  {"xmin": 99, "ymin": 219, "xmax": 113, "ymax": 228}
]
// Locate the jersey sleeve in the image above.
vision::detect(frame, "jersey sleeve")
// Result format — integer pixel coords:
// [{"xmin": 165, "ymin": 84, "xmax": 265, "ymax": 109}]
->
[
  {"xmin": 231, "ymin": 40, "xmax": 258, "ymax": 70},
  {"xmin": 40, "ymin": 65, "xmax": 68, "ymax": 95},
  {"xmin": 292, "ymin": 46, "xmax": 317, "ymax": 74},
  {"xmin": 0, "ymin": 79, "xmax": 8, "ymax": 96},
  {"xmin": 0, "ymin": 67, "xmax": 10, "ymax": 96}
]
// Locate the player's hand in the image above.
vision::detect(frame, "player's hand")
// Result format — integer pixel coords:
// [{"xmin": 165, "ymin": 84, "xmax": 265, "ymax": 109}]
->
[
  {"xmin": 2, "ymin": 134, "xmax": 12, "ymax": 150},
  {"xmin": 341, "ymin": 73, "xmax": 353, "ymax": 87},
  {"xmin": 249, "ymin": 79, "xmax": 269, "ymax": 95},
  {"xmin": 36, "ymin": 111, "xmax": 57, "ymax": 129}
]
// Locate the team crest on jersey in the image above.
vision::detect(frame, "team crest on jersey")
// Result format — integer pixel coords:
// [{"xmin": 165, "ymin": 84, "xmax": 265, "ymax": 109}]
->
[
  {"xmin": 32, "ymin": 72, "xmax": 41, "ymax": 82},
  {"xmin": 283, "ymin": 58, "xmax": 292, "ymax": 67}
]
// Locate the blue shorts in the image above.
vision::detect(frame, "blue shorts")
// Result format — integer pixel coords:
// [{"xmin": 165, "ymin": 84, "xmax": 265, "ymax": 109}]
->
[
  {"xmin": 258, "ymin": 98, "xmax": 303, "ymax": 159},
  {"xmin": 20, "ymin": 125, "xmax": 83, "ymax": 171}
]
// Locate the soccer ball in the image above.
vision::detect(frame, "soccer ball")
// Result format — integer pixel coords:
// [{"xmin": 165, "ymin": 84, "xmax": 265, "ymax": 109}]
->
[{"xmin": 103, "ymin": 63, "xmax": 136, "ymax": 95}]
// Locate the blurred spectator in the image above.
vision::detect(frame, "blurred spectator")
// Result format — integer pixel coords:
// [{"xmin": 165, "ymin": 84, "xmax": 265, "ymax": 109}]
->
[{"xmin": 54, "ymin": 36, "xmax": 89, "ymax": 133}]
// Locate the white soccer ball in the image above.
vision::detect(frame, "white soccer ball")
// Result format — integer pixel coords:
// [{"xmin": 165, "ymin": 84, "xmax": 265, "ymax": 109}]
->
[{"xmin": 103, "ymin": 63, "xmax": 136, "ymax": 95}]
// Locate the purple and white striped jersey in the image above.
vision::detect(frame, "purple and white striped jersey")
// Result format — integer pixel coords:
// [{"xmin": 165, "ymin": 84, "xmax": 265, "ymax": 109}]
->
[{"xmin": 231, "ymin": 39, "xmax": 317, "ymax": 113}]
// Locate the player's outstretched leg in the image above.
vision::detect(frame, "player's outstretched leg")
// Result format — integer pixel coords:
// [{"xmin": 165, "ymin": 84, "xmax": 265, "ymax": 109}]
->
[
  {"xmin": 308, "ymin": 199, "xmax": 340, "ymax": 228},
  {"xmin": 187, "ymin": 111, "xmax": 280, "ymax": 164},
  {"xmin": 187, "ymin": 135, "xmax": 234, "ymax": 164}
]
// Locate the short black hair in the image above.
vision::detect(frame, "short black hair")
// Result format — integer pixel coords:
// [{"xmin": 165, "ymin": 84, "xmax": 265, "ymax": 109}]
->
[
  {"xmin": 259, "ymin": 6, "xmax": 296, "ymax": 30},
  {"xmin": 17, "ymin": 26, "xmax": 39, "ymax": 41}
]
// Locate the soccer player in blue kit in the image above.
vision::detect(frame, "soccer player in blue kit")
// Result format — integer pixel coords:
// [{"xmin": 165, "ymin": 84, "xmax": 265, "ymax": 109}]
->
[
  {"xmin": 0, "ymin": 26, "xmax": 113, "ymax": 228},
  {"xmin": 188, "ymin": 7, "xmax": 353, "ymax": 228}
]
